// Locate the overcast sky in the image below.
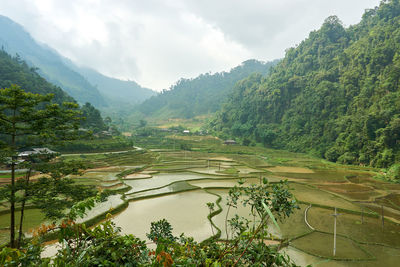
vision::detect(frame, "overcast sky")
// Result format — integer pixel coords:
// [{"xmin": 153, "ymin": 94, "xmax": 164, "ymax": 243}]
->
[{"xmin": 0, "ymin": 0, "xmax": 381, "ymax": 91}]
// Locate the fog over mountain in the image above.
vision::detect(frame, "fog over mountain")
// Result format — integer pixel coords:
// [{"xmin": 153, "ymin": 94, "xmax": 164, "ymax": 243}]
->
[
  {"xmin": 0, "ymin": 0, "xmax": 380, "ymax": 91},
  {"xmin": 0, "ymin": 15, "xmax": 155, "ymax": 108}
]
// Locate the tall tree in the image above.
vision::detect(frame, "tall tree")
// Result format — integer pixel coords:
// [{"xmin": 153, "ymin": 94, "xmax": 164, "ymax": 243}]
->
[{"xmin": 0, "ymin": 84, "xmax": 81, "ymax": 247}]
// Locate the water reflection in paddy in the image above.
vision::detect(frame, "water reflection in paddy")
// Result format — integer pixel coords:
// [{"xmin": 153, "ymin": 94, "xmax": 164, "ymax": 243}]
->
[
  {"xmin": 188, "ymin": 178, "xmax": 261, "ymax": 188},
  {"xmin": 76, "ymin": 195, "xmax": 124, "ymax": 223},
  {"xmin": 124, "ymin": 172, "xmax": 224, "ymax": 194},
  {"xmin": 112, "ymin": 190, "xmax": 218, "ymax": 241},
  {"xmin": 127, "ymin": 181, "xmax": 197, "ymax": 200}
]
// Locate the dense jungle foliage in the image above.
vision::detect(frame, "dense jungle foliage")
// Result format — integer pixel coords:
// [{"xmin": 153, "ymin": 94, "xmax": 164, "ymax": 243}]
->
[
  {"xmin": 136, "ymin": 59, "xmax": 278, "ymax": 119},
  {"xmin": 210, "ymin": 0, "xmax": 400, "ymax": 171}
]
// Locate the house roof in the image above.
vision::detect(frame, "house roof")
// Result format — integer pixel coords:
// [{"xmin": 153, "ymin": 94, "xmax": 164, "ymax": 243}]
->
[
  {"xmin": 18, "ymin": 148, "xmax": 57, "ymax": 157},
  {"xmin": 33, "ymin": 148, "xmax": 56, "ymax": 154}
]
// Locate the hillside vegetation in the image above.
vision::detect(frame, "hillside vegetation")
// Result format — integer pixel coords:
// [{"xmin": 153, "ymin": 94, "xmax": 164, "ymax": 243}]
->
[
  {"xmin": 0, "ymin": 15, "xmax": 156, "ymax": 109},
  {"xmin": 135, "ymin": 59, "xmax": 278, "ymax": 120},
  {"xmin": 210, "ymin": 0, "xmax": 400, "ymax": 170},
  {"xmin": 0, "ymin": 15, "xmax": 107, "ymax": 107},
  {"xmin": 0, "ymin": 50, "xmax": 106, "ymax": 133},
  {"xmin": 0, "ymin": 50, "xmax": 73, "ymax": 104}
]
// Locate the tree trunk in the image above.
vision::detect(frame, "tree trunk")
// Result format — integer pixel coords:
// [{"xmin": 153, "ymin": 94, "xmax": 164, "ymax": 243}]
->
[
  {"xmin": 10, "ymin": 127, "xmax": 16, "ymax": 248},
  {"xmin": 17, "ymin": 168, "xmax": 32, "ymax": 248},
  {"xmin": 9, "ymin": 115, "xmax": 17, "ymax": 248},
  {"xmin": 10, "ymin": 158, "xmax": 16, "ymax": 248}
]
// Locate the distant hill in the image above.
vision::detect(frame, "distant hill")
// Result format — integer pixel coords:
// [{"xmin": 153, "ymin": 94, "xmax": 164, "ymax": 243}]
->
[
  {"xmin": 0, "ymin": 49, "xmax": 73, "ymax": 104},
  {"xmin": 0, "ymin": 49, "xmax": 106, "ymax": 132},
  {"xmin": 72, "ymin": 65, "xmax": 156, "ymax": 106},
  {"xmin": 211, "ymin": 0, "xmax": 400, "ymax": 169},
  {"xmin": 0, "ymin": 15, "xmax": 107, "ymax": 107},
  {"xmin": 0, "ymin": 15, "xmax": 155, "ymax": 109},
  {"xmin": 135, "ymin": 59, "xmax": 279, "ymax": 120}
]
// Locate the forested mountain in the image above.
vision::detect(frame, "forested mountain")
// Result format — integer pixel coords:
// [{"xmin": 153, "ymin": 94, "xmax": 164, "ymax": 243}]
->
[
  {"xmin": 0, "ymin": 15, "xmax": 155, "ymax": 109},
  {"xmin": 0, "ymin": 15, "xmax": 107, "ymax": 107},
  {"xmin": 136, "ymin": 59, "xmax": 279, "ymax": 119},
  {"xmin": 0, "ymin": 50, "xmax": 73, "ymax": 104},
  {"xmin": 0, "ymin": 49, "xmax": 106, "ymax": 132},
  {"xmin": 210, "ymin": 0, "xmax": 400, "ymax": 169}
]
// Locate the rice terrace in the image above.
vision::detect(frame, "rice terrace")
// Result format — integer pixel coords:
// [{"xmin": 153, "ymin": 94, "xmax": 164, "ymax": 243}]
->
[
  {"xmin": 1, "ymin": 0, "xmax": 400, "ymax": 266},
  {"xmin": 2, "ymin": 133, "xmax": 399, "ymax": 266}
]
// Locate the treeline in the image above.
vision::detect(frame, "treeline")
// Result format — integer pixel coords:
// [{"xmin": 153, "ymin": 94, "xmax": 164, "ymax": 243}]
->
[
  {"xmin": 0, "ymin": 50, "xmax": 73, "ymax": 103},
  {"xmin": 136, "ymin": 59, "xmax": 278, "ymax": 119},
  {"xmin": 0, "ymin": 50, "xmax": 107, "ymax": 133},
  {"xmin": 210, "ymin": 0, "xmax": 400, "ymax": 170}
]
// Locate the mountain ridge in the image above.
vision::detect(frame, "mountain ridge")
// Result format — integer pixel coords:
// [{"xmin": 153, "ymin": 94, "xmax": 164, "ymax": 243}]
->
[
  {"xmin": 132, "ymin": 59, "xmax": 279, "ymax": 122},
  {"xmin": 0, "ymin": 15, "xmax": 155, "ymax": 109},
  {"xmin": 210, "ymin": 0, "xmax": 400, "ymax": 169}
]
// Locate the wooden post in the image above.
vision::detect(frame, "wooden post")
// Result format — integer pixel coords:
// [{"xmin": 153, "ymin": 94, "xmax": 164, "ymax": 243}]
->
[
  {"xmin": 333, "ymin": 208, "xmax": 337, "ymax": 256},
  {"xmin": 331, "ymin": 207, "xmax": 342, "ymax": 257},
  {"xmin": 361, "ymin": 208, "xmax": 364, "ymax": 224}
]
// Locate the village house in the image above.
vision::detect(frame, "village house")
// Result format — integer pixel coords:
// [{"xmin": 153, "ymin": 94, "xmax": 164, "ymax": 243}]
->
[
  {"xmin": 18, "ymin": 147, "xmax": 58, "ymax": 161},
  {"xmin": 224, "ymin": 140, "xmax": 237, "ymax": 145}
]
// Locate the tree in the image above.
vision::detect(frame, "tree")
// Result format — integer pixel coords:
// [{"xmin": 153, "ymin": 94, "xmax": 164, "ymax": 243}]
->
[
  {"xmin": 0, "ymin": 84, "xmax": 83, "ymax": 248},
  {"xmin": 139, "ymin": 119, "xmax": 147, "ymax": 128},
  {"xmin": 80, "ymin": 102, "xmax": 106, "ymax": 132}
]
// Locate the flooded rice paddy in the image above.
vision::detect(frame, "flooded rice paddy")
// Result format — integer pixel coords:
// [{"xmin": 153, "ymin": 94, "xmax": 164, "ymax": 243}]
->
[
  {"xmin": 112, "ymin": 190, "xmax": 218, "ymax": 241},
  {"xmin": 3, "ymin": 146, "xmax": 400, "ymax": 266}
]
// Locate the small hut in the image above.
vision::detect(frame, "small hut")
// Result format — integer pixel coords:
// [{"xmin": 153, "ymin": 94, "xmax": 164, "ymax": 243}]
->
[
  {"xmin": 18, "ymin": 148, "xmax": 57, "ymax": 160},
  {"xmin": 224, "ymin": 140, "xmax": 237, "ymax": 145}
]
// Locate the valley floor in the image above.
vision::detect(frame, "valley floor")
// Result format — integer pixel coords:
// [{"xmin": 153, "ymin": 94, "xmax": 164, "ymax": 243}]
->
[{"xmin": 1, "ymin": 135, "xmax": 400, "ymax": 266}]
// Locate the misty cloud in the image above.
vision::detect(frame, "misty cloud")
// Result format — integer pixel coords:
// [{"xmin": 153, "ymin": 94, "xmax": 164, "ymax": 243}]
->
[{"xmin": 0, "ymin": 0, "xmax": 381, "ymax": 90}]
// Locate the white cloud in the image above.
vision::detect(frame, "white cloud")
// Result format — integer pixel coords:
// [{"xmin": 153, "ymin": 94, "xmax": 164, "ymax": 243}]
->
[{"xmin": 0, "ymin": 0, "xmax": 381, "ymax": 91}]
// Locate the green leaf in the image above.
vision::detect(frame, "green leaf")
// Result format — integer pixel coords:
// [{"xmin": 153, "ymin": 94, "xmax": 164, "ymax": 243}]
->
[{"xmin": 262, "ymin": 201, "xmax": 280, "ymax": 232}]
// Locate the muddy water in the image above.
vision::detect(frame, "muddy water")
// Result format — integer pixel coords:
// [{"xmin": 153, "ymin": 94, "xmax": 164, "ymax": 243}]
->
[{"xmin": 112, "ymin": 190, "xmax": 218, "ymax": 241}]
